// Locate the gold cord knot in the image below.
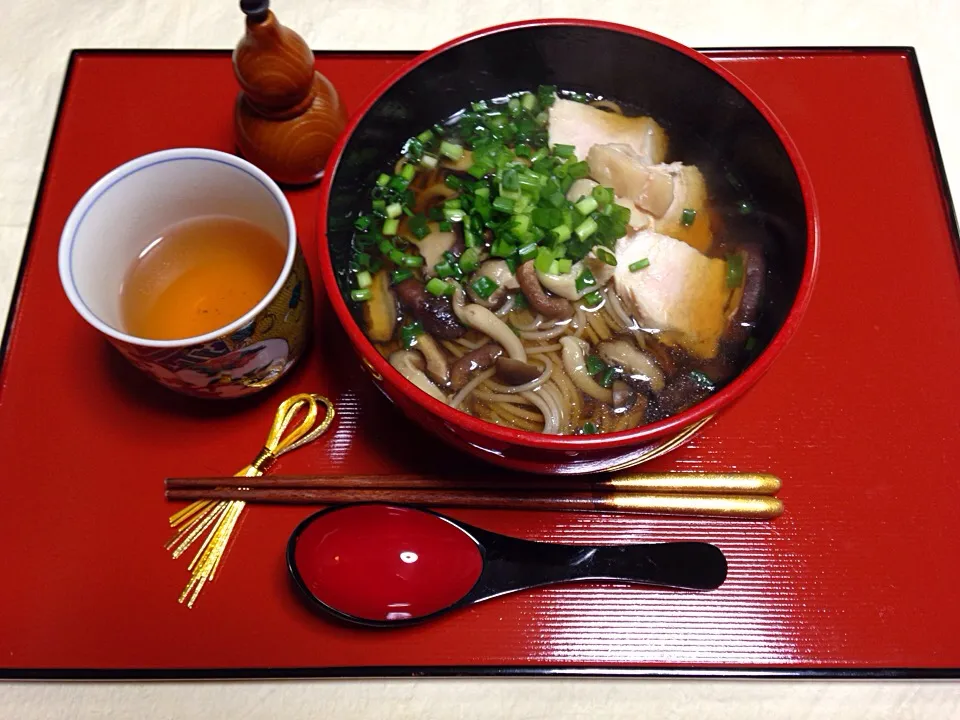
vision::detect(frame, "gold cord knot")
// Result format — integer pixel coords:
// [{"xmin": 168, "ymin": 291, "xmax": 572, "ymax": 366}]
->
[{"xmin": 166, "ymin": 393, "xmax": 335, "ymax": 607}]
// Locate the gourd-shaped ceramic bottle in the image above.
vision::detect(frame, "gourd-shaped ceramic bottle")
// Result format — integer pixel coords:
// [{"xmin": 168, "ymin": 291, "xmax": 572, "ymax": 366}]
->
[{"xmin": 233, "ymin": 0, "xmax": 347, "ymax": 185}]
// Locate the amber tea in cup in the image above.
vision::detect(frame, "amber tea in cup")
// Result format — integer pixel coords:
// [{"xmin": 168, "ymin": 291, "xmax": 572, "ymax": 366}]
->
[
  {"xmin": 59, "ymin": 148, "xmax": 312, "ymax": 399},
  {"xmin": 121, "ymin": 215, "xmax": 286, "ymax": 340}
]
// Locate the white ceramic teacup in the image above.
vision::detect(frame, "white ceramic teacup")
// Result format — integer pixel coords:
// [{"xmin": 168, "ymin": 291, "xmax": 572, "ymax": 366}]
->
[{"xmin": 58, "ymin": 148, "xmax": 312, "ymax": 398}]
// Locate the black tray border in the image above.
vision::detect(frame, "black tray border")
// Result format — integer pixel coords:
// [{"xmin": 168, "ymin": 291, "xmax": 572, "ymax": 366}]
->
[{"xmin": 3, "ymin": 46, "xmax": 958, "ymax": 681}]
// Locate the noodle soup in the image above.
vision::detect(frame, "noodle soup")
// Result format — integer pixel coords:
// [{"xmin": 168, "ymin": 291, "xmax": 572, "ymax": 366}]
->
[{"xmin": 345, "ymin": 87, "xmax": 767, "ymax": 436}]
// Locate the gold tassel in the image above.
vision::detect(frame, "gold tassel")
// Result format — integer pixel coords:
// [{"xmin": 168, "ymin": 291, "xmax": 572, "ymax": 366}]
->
[{"xmin": 168, "ymin": 393, "xmax": 335, "ymax": 607}]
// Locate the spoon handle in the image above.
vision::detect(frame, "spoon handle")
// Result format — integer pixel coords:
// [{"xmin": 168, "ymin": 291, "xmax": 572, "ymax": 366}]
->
[
  {"xmin": 470, "ymin": 529, "xmax": 728, "ymax": 601},
  {"xmin": 578, "ymin": 542, "xmax": 728, "ymax": 590}
]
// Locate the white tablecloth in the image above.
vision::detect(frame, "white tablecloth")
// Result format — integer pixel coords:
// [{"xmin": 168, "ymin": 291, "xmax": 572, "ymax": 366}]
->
[{"xmin": 1, "ymin": 1, "xmax": 958, "ymax": 716}]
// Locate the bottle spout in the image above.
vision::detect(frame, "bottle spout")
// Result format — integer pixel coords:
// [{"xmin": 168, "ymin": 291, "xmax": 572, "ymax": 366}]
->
[{"xmin": 240, "ymin": 0, "xmax": 270, "ymax": 23}]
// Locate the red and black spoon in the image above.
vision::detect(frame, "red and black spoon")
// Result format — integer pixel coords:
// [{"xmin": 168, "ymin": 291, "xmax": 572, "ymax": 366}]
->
[{"xmin": 287, "ymin": 503, "xmax": 728, "ymax": 627}]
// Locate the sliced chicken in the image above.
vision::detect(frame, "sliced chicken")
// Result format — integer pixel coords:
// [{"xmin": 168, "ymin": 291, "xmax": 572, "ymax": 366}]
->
[
  {"xmin": 548, "ymin": 98, "xmax": 667, "ymax": 165},
  {"xmin": 612, "ymin": 230, "xmax": 734, "ymax": 359},
  {"xmin": 587, "ymin": 145, "xmax": 713, "ymax": 253},
  {"xmin": 565, "ymin": 178, "xmax": 650, "ymax": 230}
]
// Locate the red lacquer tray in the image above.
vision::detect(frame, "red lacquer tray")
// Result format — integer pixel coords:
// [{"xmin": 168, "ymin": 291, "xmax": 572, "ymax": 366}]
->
[{"xmin": 2, "ymin": 48, "xmax": 959, "ymax": 679}]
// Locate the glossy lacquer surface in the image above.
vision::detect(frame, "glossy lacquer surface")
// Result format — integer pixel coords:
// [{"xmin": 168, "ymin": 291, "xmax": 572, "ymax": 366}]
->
[
  {"xmin": 291, "ymin": 504, "xmax": 484, "ymax": 622},
  {"xmin": 0, "ymin": 49, "xmax": 958, "ymax": 676}
]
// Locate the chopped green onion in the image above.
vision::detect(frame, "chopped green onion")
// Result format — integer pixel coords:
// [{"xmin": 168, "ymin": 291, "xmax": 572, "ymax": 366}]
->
[
  {"xmin": 585, "ymin": 355, "xmax": 605, "ymax": 376},
  {"xmin": 467, "ymin": 163, "xmax": 489, "ymax": 179},
  {"xmin": 575, "ymin": 217, "xmax": 598, "ymax": 241},
  {"xmin": 385, "ymin": 202, "xmax": 402, "ymax": 219},
  {"xmin": 444, "ymin": 174, "xmax": 462, "ymax": 190},
  {"xmin": 512, "ymin": 213, "xmax": 531, "ymax": 235},
  {"xmin": 492, "ymin": 196, "xmax": 515, "ymax": 214},
  {"xmin": 575, "ymin": 196, "xmax": 599, "ymax": 215},
  {"xmin": 443, "ymin": 207, "xmax": 466, "ymax": 222},
  {"xmin": 434, "ymin": 260, "xmax": 459, "ymax": 279},
  {"xmin": 534, "ymin": 246, "xmax": 554, "ymax": 274},
  {"xmin": 400, "ymin": 321, "xmax": 424, "ymax": 349},
  {"xmin": 553, "ymin": 143, "xmax": 576, "ymax": 158},
  {"xmin": 595, "ymin": 246, "xmax": 617, "ymax": 266},
  {"xmin": 470, "ymin": 275, "xmax": 499, "ymax": 299},
  {"xmin": 382, "ymin": 218, "xmax": 399, "ymax": 236},
  {"xmin": 502, "ymin": 168, "xmax": 520, "ymax": 191},
  {"xmin": 355, "ymin": 251, "xmax": 371, "ymax": 268},
  {"xmin": 425, "ymin": 278, "xmax": 451, "ymax": 297},
  {"xmin": 401, "ymin": 163, "xmax": 417, "ymax": 181},
  {"xmin": 582, "ymin": 290, "xmax": 603, "ymax": 308},
  {"xmin": 388, "ymin": 175, "xmax": 409, "ymax": 192},
  {"xmin": 591, "ymin": 185, "xmax": 614, "ymax": 206},
  {"xmin": 474, "ymin": 185, "xmax": 490, "ymax": 198},
  {"xmin": 375, "ymin": 173, "xmax": 390, "ymax": 187},
  {"xmin": 521, "ymin": 92, "xmax": 537, "ymax": 111},
  {"xmin": 575, "ymin": 268, "xmax": 597, "ymax": 294},
  {"xmin": 490, "ymin": 237, "xmax": 515, "ymax": 258},
  {"xmin": 400, "ymin": 254, "xmax": 424, "ymax": 267},
  {"xmin": 388, "ymin": 248, "xmax": 405, "ymax": 265},
  {"xmin": 689, "ymin": 370, "xmax": 716, "ymax": 391},
  {"xmin": 408, "ymin": 214, "xmax": 430, "ymax": 240},
  {"xmin": 726, "ymin": 253, "xmax": 744, "ymax": 288},
  {"xmin": 628, "ymin": 258, "xmax": 650, "ymax": 272},
  {"xmin": 581, "ymin": 421, "xmax": 598, "ymax": 435},
  {"xmin": 353, "ymin": 215, "xmax": 372, "ymax": 231},
  {"xmin": 444, "ymin": 198, "xmax": 461, "ymax": 210},
  {"xmin": 458, "ymin": 247, "xmax": 480, "ymax": 273},
  {"xmin": 350, "ymin": 288, "xmax": 372, "ymax": 302},
  {"xmin": 402, "ymin": 206, "xmax": 415, "ymax": 217},
  {"xmin": 599, "ymin": 366, "xmax": 617, "ymax": 389},
  {"xmin": 439, "ymin": 141, "xmax": 464, "ymax": 161},
  {"xmin": 391, "ymin": 269, "xmax": 413, "ymax": 284},
  {"xmin": 681, "ymin": 208, "xmax": 697, "ymax": 226},
  {"xmin": 377, "ymin": 238, "xmax": 394, "ymax": 254},
  {"xmin": 463, "ymin": 226, "xmax": 481, "ymax": 247},
  {"xmin": 355, "ymin": 270, "xmax": 372, "ymax": 289},
  {"xmin": 552, "ymin": 224, "xmax": 572, "ymax": 243},
  {"xmin": 507, "ymin": 97, "xmax": 521, "ymax": 112},
  {"xmin": 512, "ymin": 292, "xmax": 528, "ymax": 309},
  {"xmin": 567, "ymin": 161, "xmax": 590, "ymax": 178},
  {"xmin": 547, "ymin": 259, "xmax": 560, "ymax": 275},
  {"xmin": 532, "ymin": 207, "xmax": 563, "ymax": 229},
  {"xmin": 515, "ymin": 143, "xmax": 532, "ymax": 158},
  {"xmin": 556, "ymin": 258, "xmax": 572, "ymax": 274},
  {"xmin": 420, "ymin": 154, "xmax": 438, "ymax": 170},
  {"xmin": 544, "ymin": 190, "xmax": 566, "ymax": 208},
  {"xmin": 372, "ymin": 199, "xmax": 386, "ymax": 214},
  {"xmin": 517, "ymin": 242, "xmax": 539, "ymax": 262}
]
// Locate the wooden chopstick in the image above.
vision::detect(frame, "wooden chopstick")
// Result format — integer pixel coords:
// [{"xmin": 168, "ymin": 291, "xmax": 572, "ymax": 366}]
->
[
  {"xmin": 165, "ymin": 472, "xmax": 781, "ymax": 495},
  {"xmin": 164, "ymin": 473, "xmax": 783, "ymax": 519}
]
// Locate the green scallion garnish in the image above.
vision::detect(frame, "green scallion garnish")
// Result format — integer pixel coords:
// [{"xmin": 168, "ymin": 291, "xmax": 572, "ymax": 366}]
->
[
  {"xmin": 425, "ymin": 277, "xmax": 451, "ymax": 296},
  {"xmin": 382, "ymin": 218, "xmax": 399, "ymax": 236},
  {"xmin": 599, "ymin": 366, "xmax": 617, "ymax": 389},
  {"xmin": 725, "ymin": 253, "xmax": 744, "ymax": 288},
  {"xmin": 681, "ymin": 208, "xmax": 696, "ymax": 226},
  {"xmin": 585, "ymin": 355, "xmax": 605, "ymax": 376},
  {"xmin": 628, "ymin": 258, "xmax": 650, "ymax": 272},
  {"xmin": 581, "ymin": 290, "xmax": 603, "ymax": 308},
  {"xmin": 470, "ymin": 275, "xmax": 499, "ymax": 299},
  {"xmin": 595, "ymin": 247, "xmax": 617, "ymax": 266},
  {"xmin": 391, "ymin": 269, "xmax": 413, "ymax": 284},
  {"xmin": 439, "ymin": 141, "xmax": 464, "ymax": 161},
  {"xmin": 350, "ymin": 288, "xmax": 372, "ymax": 302}
]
